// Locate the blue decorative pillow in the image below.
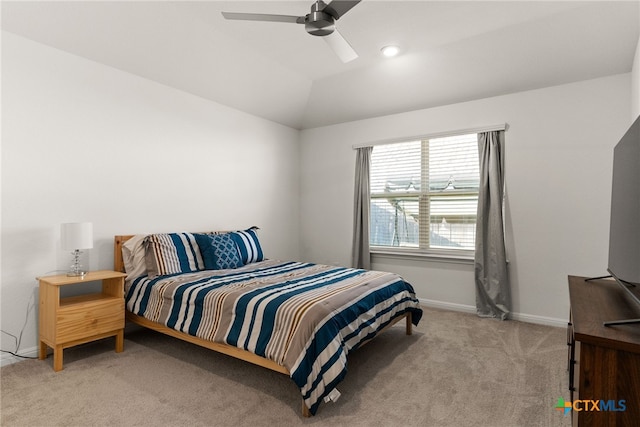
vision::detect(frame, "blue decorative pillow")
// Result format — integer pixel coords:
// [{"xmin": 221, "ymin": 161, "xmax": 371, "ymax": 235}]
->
[
  {"xmin": 194, "ymin": 233, "xmax": 216, "ymax": 269},
  {"xmin": 145, "ymin": 233, "xmax": 204, "ymax": 277},
  {"xmin": 212, "ymin": 233, "xmax": 243, "ymax": 270},
  {"xmin": 195, "ymin": 233, "xmax": 242, "ymax": 270},
  {"xmin": 229, "ymin": 228, "xmax": 264, "ymax": 264}
]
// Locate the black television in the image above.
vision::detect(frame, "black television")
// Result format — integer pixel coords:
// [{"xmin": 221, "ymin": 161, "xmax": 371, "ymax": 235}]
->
[{"xmin": 605, "ymin": 114, "xmax": 640, "ymax": 326}]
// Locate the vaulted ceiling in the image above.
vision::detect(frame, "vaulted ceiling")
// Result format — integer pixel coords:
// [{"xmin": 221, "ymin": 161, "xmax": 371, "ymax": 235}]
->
[{"xmin": 3, "ymin": 1, "xmax": 639, "ymax": 129}]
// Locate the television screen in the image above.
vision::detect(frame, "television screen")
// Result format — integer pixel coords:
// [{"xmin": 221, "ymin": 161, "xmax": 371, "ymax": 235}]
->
[{"xmin": 607, "ymin": 115, "xmax": 640, "ymax": 299}]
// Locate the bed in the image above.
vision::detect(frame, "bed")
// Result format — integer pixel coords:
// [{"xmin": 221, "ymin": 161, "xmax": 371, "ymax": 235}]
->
[{"xmin": 114, "ymin": 231, "xmax": 423, "ymax": 416}]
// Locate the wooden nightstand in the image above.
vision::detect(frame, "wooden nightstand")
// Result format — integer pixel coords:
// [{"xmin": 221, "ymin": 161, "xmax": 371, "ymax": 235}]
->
[{"xmin": 38, "ymin": 270, "xmax": 127, "ymax": 371}]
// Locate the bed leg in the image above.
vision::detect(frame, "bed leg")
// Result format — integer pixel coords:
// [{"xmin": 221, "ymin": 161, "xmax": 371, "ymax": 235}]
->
[
  {"xmin": 302, "ymin": 400, "xmax": 311, "ymax": 417},
  {"xmin": 405, "ymin": 312, "xmax": 412, "ymax": 335}
]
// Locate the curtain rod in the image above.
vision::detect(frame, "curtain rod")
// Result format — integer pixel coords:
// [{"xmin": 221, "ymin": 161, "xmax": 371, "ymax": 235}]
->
[{"xmin": 351, "ymin": 123, "xmax": 508, "ymax": 149}]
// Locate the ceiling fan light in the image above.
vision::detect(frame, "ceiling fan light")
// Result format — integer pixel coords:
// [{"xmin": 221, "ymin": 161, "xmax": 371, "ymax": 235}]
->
[{"xmin": 381, "ymin": 45, "xmax": 400, "ymax": 57}]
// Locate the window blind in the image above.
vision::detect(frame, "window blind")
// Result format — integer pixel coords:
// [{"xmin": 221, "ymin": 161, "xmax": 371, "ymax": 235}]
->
[{"xmin": 370, "ymin": 133, "xmax": 479, "ymax": 252}]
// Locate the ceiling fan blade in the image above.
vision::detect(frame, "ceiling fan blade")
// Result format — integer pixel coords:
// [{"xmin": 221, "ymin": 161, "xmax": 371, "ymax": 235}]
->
[
  {"xmin": 323, "ymin": 29, "xmax": 358, "ymax": 63},
  {"xmin": 323, "ymin": 1, "xmax": 361, "ymax": 19},
  {"xmin": 221, "ymin": 12, "xmax": 303, "ymax": 24}
]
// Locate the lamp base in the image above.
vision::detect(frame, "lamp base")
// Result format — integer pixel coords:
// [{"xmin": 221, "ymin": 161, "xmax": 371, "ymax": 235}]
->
[
  {"xmin": 67, "ymin": 271, "xmax": 87, "ymax": 277},
  {"xmin": 67, "ymin": 249, "xmax": 87, "ymax": 277}
]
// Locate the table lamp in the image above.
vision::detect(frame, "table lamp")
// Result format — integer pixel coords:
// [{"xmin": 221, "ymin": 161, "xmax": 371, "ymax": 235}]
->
[{"xmin": 61, "ymin": 222, "xmax": 93, "ymax": 277}]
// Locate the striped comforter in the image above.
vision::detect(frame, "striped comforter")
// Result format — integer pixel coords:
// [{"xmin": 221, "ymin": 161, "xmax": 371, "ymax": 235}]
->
[{"xmin": 125, "ymin": 259, "xmax": 423, "ymax": 415}]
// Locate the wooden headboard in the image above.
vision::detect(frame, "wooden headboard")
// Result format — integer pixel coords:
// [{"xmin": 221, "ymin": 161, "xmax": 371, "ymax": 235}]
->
[{"xmin": 114, "ymin": 235, "xmax": 135, "ymax": 273}]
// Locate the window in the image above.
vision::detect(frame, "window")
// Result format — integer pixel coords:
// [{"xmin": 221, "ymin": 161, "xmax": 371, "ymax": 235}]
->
[{"xmin": 370, "ymin": 133, "xmax": 479, "ymax": 256}]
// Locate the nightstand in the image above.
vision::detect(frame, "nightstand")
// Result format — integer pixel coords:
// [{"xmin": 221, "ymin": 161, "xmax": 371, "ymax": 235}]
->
[{"xmin": 38, "ymin": 270, "xmax": 127, "ymax": 371}]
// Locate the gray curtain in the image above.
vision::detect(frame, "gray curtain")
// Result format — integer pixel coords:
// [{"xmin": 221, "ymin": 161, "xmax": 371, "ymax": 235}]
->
[
  {"xmin": 475, "ymin": 131, "xmax": 510, "ymax": 320},
  {"xmin": 352, "ymin": 146, "xmax": 372, "ymax": 269}
]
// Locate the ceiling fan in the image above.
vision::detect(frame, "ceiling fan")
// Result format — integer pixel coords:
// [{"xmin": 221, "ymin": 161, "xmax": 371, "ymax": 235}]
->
[{"xmin": 221, "ymin": 0, "xmax": 361, "ymax": 63}]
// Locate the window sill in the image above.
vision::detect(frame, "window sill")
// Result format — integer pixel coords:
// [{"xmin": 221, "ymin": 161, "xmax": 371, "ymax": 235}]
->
[{"xmin": 370, "ymin": 247, "xmax": 475, "ymax": 265}]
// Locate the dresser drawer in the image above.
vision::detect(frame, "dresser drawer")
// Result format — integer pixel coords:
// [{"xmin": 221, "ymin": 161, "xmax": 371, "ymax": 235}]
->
[{"xmin": 57, "ymin": 296, "xmax": 124, "ymax": 343}]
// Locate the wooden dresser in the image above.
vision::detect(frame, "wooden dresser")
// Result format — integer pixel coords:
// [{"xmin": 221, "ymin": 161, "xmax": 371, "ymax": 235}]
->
[{"xmin": 568, "ymin": 275, "xmax": 640, "ymax": 426}]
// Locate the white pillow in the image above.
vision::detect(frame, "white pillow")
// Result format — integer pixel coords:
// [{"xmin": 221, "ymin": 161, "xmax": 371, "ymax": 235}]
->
[{"xmin": 122, "ymin": 234, "xmax": 147, "ymax": 280}]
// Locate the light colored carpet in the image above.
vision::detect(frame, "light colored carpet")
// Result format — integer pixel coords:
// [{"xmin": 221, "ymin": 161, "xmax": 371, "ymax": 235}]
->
[{"xmin": 1, "ymin": 307, "xmax": 571, "ymax": 426}]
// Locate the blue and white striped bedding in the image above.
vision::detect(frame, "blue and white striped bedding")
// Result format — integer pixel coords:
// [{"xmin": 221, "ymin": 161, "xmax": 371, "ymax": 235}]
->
[{"xmin": 125, "ymin": 259, "xmax": 423, "ymax": 415}]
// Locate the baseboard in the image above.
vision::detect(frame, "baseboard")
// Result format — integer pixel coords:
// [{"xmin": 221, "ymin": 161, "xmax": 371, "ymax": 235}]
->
[
  {"xmin": 418, "ymin": 298, "xmax": 567, "ymax": 328},
  {"xmin": 509, "ymin": 312, "xmax": 567, "ymax": 328},
  {"xmin": 0, "ymin": 346, "xmax": 38, "ymax": 367},
  {"xmin": 419, "ymin": 298, "xmax": 477, "ymax": 314}
]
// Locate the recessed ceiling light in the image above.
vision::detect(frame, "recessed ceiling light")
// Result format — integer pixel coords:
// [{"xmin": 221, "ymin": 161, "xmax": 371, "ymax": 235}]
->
[{"xmin": 381, "ymin": 45, "xmax": 400, "ymax": 58}]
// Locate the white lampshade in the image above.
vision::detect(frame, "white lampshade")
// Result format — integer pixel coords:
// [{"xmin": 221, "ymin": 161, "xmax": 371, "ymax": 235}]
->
[{"xmin": 61, "ymin": 222, "xmax": 93, "ymax": 250}]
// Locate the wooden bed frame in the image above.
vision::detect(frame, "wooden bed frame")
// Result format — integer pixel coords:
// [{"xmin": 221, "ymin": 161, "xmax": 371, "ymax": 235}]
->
[{"xmin": 114, "ymin": 235, "xmax": 412, "ymax": 417}]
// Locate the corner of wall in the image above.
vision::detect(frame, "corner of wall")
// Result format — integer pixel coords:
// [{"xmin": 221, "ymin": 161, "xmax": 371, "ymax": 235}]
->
[{"xmin": 632, "ymin": 35, "xmax": 640, "ymax": 120}]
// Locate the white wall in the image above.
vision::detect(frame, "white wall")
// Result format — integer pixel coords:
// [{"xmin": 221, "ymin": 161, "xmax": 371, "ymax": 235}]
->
[
  {"xmin": 300, "ymin": 74, "xmax": 631, "ymax": 325},
  {"xmin": 0, "ymin": 33, "xmax": 301, "ymax": 362}
]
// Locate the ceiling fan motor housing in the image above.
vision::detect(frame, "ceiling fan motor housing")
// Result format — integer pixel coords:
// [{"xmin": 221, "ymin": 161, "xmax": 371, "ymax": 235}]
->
[{"xmin": 306, "ymin": 1, "xmax": 335, "ymax": 36}]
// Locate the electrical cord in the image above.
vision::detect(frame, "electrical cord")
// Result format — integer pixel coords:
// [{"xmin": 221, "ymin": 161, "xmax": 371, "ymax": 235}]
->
[
  {"xmin": 0, "ymin": 293, "xmax": 37, "ymax": 359},
  {"xmin": 0, "ymin": 349, "xmax": 38, "ymax": 359},
  {"xmin": 0, "ymin": 271, "xmax": 63, "ymax": 361},
  {"xmin": 1, "ymin": 331, "xmax": 37, "ymax": 359}
]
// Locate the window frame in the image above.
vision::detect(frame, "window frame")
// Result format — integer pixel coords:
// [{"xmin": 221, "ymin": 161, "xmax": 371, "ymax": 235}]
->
[{"xmin": 364, "ymin": 127, "xmax": 505, "ymax": 262}]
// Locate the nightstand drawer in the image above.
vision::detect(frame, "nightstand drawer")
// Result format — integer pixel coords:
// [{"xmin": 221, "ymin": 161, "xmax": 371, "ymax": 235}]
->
[{"xmin": 57, "ymin": 297, "xmax": 124, "ymax": 343}]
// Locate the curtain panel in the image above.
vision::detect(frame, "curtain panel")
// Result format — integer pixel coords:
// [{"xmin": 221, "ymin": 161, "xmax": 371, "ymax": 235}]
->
[
  {"xmin": 352, "ymin": 146, "xmax": 372, "ymax": 269},
  {"xmin": 475, "ymin": 130, "xmax": 510, "ymax": 319}
]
